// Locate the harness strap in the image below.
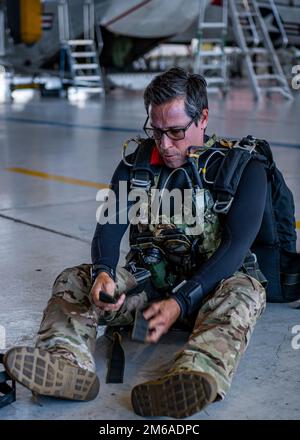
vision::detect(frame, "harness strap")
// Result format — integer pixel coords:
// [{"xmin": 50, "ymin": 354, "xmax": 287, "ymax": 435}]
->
[
  {"xmin": 212, "ymin": 136, "xmax": 268, "ymax": 214},
  {"xmin": 213, "ymin": 145, "xmax": 253, "ymax": 213},
  {"xmin": 130, "ymin": 139, "xmax": 158, "ymax": 190},
  {"xmin": 0, "ymin": 354, "xmax": 16, "ymax": 409}
]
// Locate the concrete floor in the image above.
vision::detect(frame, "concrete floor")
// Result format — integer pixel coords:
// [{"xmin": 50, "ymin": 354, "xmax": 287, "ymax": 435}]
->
[{"xmin": 0, "ymin": 85, "xmax": 300, "ymax": 420}]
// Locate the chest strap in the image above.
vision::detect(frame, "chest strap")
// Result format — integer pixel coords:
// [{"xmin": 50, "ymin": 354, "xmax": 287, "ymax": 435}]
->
[{"xmin": 127, "ymin": 139, "xmax": 159, "ymax": 191}]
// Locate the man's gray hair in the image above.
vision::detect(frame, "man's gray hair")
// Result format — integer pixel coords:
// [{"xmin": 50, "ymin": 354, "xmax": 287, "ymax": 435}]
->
[{"xmin": 143, "ymin": 67, "xmax": 208, "ymax": 125}]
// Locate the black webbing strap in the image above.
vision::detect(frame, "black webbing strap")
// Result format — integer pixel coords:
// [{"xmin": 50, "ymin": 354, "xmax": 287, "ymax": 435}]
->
[
  {"xmin": 105, "ymin": 311, "xmax": 150, "ymax": 383},
  {"xmin": 130, "ymin": 139, "xmax": 158, "ymax": 190},
  {"xmin": 213, "ymin": 147, "xmax": 254, "ymax": 213},
  {"xmin": 105, "ymin": 331, "xmax": 125, "ymax": 384},
  {"xmin": 214, "ymin": 147, "xmax": 254, "ymax": 195},
  {"xmin": 0, "ymin": 353, "xmax": 16, "ymax": 409},
  {"xmin": 211, "ymin": 136, "xmax": 268, "ymax": 214}
]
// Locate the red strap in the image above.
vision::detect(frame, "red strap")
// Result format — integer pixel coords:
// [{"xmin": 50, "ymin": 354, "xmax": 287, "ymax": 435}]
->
[{"xmin": 150, "ymin": 146, "xmax": 164, "ymax": 165}]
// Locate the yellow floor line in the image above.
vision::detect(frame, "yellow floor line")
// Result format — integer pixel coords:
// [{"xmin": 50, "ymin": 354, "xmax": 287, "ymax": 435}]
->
[
  {"xmin": 6, "ymin": 167, "xmax": 109, "ymax": 189},
  {"xmin": 5, "ymin": 167, "xmax": 300, "ymax": 229}
]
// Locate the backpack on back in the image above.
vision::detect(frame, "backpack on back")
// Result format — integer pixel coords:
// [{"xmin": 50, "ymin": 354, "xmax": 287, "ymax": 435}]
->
[{"xmin": 210, "ymin": 135, "xmax": 299, "ymax": 302}]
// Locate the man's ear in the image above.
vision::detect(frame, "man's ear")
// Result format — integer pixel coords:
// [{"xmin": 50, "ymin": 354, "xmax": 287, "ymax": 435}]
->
[{"xmin": 200, "ymin": 108, "xmax": 209, "ymax": 130}]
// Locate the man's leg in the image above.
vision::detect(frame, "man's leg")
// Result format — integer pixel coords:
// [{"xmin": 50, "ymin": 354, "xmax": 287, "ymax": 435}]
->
[
  {"xmin": 3, "ymin": 264, "xmax": 100, "ymax": 401},
  {"xmin": 131, "ymin": 273, "xmax": 266, "ymax": 418},
  {"xmin": 3, "ymin": 264, "xmax": 148, "ymax": 401}
]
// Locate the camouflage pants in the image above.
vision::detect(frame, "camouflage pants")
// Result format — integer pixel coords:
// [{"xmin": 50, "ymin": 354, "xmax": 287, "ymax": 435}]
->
[{"xmin": 36, "ymin": 264, "xmax": 266, "ymax": 399}]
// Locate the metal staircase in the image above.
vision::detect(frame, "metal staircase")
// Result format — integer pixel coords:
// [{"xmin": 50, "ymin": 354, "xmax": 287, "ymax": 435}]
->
[
  {"xmin": 256, "ymin": 0, "xmax": 288, "ymax": 47},
  {"xmin": 58, "ymin": 0, "xmax": 104, "ymax": 95},
  {"xmin": 193, "ymin": 0, "xmax": 229, "ymax": 94},
  {"xmin": 229, "ymin": 0, "xmax": 293, "ymax": 99}
]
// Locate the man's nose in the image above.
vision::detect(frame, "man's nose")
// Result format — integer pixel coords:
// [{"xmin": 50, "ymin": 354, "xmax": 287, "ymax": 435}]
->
[{"xmin": 159, "ymin": 133, "xmax": 173, "ymax": 150}]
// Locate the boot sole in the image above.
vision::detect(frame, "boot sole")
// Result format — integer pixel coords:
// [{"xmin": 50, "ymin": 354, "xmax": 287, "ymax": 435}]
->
[
  {"xmin": 131, "ymin": 371, "xmax": 217, "ymax": 418},
  {"xmin": 3, "ymin": 346, "xmax": 99, "ymax": 401}
]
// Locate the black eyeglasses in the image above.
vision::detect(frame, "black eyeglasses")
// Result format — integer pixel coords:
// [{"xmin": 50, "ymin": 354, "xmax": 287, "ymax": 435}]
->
[{"xmin": 143, "ymin": 116, "xmax": 197, "ymax": 141}]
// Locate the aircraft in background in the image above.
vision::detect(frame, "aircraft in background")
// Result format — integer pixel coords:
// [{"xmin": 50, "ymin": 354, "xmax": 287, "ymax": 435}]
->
[
  {"xmin": 3, "ymin": 0, "xmax": 202, "ymax": 73},
  {"xmin": 0, "ymin": 0, "xmax": 299, "ymax": 100},
  {"xmin": 2, "ymin": 0, "xmax": 299, "ymax": 74}
]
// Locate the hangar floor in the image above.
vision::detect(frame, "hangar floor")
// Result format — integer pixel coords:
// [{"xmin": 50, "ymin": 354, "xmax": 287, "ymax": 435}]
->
[{"xmin": 0, "ymin": 85, "xmax": 299, "ymax": 420}]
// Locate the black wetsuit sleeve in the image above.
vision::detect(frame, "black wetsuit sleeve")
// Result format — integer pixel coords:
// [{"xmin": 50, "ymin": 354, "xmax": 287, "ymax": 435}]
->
[
  {"xmin": 91, "ymin": 159, "xmax": 132, "ymax": 277},
  {"xmin": 171, "ymin": 159, "xmax": 267, "ymax": 316}
]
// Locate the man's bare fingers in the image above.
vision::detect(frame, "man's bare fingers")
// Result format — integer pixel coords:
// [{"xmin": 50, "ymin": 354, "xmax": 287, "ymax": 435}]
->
[
  {"xmin": 148, "ymin": 315, "xmax": 165, "ymax": 331},
  {"xmin": 116, "ymin": 293, "xmax": 126, "ymax": 307},
  {"xmin": 146, "ymin": 325, "xmax": 164, "ymax": 343},
  {"xmin": 92, "ymin": 289, "xmax": 102, "ymax": 307},
  {"xmin": 143, "ymin": 302, "xmax": 161, "ymax": 320}
]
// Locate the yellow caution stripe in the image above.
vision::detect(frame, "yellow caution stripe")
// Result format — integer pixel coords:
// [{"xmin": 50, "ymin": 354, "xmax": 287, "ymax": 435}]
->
[
  {"xmin": 11, "ymin": 83, "xmax": 40, "ymax": 90},
  {"xmin": 6, "ymin": 167, "xmax": 109, "ymax": 189}
]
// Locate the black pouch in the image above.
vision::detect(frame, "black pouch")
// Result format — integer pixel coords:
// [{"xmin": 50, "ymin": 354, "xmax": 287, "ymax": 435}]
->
[{"xmin": 280, "ymin": 250, "xmax": 300, "ymax": 302}]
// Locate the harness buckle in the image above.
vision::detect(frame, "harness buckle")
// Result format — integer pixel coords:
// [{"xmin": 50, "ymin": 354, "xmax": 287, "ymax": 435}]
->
[
  {"xmin": 122, "ymin": 138, "xmax": 141, "ymax": 167},
  {"xmin": 236, "ymin": 136, "xmax": 257, "ymax": 154},
  {"xmin": 243, "ymin": 252, "xmax": 257, "ymax": 268},
  {"xmin": 213, "ymin": 197, "xmax": 234, "ymax": 214},
  {"xmin": 130, "ymin": 178, "xmax": 151, "ymax": 191}
]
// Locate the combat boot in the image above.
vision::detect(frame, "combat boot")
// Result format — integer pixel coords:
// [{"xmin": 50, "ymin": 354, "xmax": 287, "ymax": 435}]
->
[
  {"xmin": 131, "ymin": 370, "xmax": 217, "ymax": 418},
  {"xmin": 3, "ymin": 346, "xmax": 99, "ymax": 401}
]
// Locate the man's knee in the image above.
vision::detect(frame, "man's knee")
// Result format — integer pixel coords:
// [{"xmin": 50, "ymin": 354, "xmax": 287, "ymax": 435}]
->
[
  {"xmin": 202, "ymin": 273, "xmax": 266, "ymax": 320},
  {"xmin": 229, "ymin": 273, "xmax": 265, "ymax": 307},
  {"xmin": 52, "ymin": 264, "xmax": 92, "ymax": 301}
]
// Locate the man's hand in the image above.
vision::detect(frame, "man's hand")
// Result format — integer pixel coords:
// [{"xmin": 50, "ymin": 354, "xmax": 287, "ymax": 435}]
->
[
  {"xmin": 91, "ymin": 272, "xmax": 125, "ymax": 312},
  {"xmin": 143, "ymin": 298, "xmax": 181, "ymax": 343}
]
